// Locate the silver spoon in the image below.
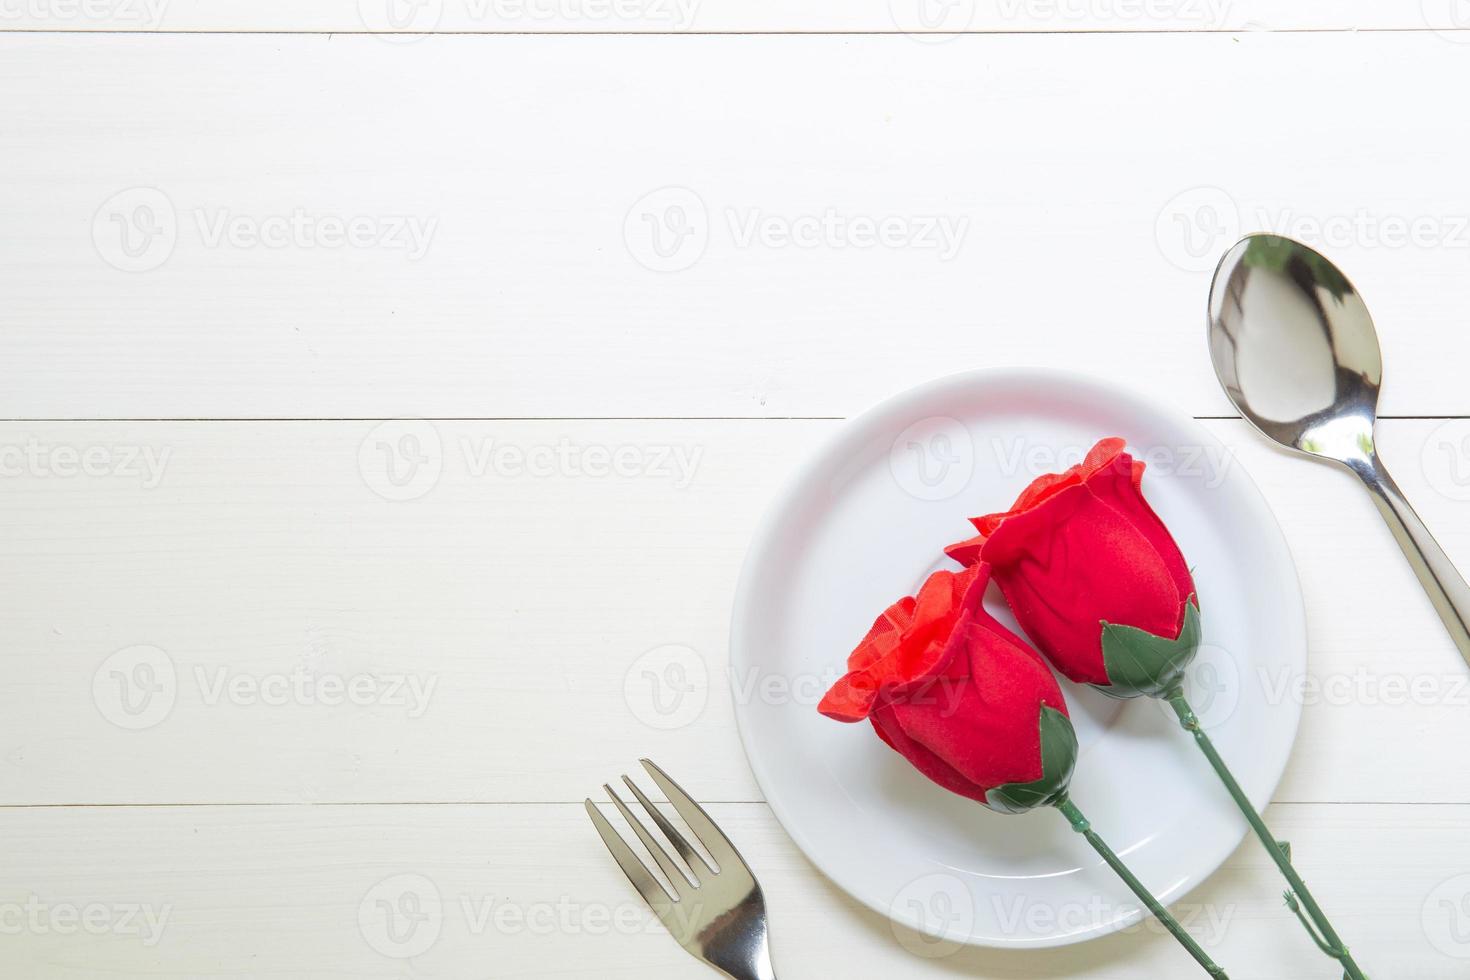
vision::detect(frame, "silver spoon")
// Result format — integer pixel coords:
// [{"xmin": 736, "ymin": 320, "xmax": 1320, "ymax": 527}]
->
[{"xmin": 1208, "ymin": 232, "xmax": 1470, "ymax": 667}]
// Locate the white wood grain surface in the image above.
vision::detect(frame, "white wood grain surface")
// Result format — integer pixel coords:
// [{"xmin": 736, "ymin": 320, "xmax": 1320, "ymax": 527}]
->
[
  {"xmin": 0, "ymin": 1, "xmax": 1464, "ymax": 34},
  {"xmin": 4, "ymin": 19, "xmax": 1470, "ymax": 979},
  {"xmin": 6, "ymin": 32, "xmax": 1470, "ymax": 419},
  {"xmin": 0, "ymin": 803, "xmax": 1458, "ymax": 978},
  {"xmin": 2, "ymin": 417, "xmax": 1469, "ymax": 807}
]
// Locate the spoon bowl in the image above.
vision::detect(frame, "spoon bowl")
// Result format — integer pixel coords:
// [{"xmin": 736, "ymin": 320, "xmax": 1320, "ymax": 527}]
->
[{"xmin": 1207, "ymin": 233, "xmax": 1470, "ymax": 664}]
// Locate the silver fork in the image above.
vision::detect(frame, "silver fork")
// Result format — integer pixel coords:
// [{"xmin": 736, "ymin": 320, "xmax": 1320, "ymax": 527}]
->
[{"xmin": 585, "ymin": 759, "xmax": 778, "ymax": 980}]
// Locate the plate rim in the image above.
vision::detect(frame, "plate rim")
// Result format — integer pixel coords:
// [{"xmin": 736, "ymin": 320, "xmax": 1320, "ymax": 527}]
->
[{"xmin": 728, "ymin": 365, "xmax": 1307, "ymax": 949}]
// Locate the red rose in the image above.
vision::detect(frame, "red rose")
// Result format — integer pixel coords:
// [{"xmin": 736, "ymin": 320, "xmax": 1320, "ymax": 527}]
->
[
  {"xmin": 945, "ymin": 437, "xmax": 1196, "ymax": 690},
  {"xmin": 819, "ymin": 564, "xmax": 1074, "ymax": 808},
  {"xmin": 815, "ymin": 545, "xmax": 1235, "ymax": 977}
]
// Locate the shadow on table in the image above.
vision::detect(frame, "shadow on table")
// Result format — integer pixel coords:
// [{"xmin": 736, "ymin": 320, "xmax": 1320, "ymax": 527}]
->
[{"xmin": 807, "ymin": 866, "xmax": 1232, "ymax": 977}]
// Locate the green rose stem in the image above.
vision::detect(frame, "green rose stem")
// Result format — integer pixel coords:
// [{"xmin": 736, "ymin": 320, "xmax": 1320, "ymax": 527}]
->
[
  {"xmin": 1056, "ymin": 797, "xmax": 1229, "ymax": 979},
  {"xmin": 1098, "ymin": 605, "xmax": 1368, "ymax": 979},
  {"xmin": 1165, "ymin": 691, "xmax": 1368, "ymax": 980},
  {"xmin": 991, "ymin": 707, "xmax": 1231, "ymax": 977}
]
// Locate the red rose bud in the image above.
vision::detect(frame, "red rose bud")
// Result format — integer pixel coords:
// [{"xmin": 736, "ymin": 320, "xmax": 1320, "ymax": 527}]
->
[
  {"xmin": 945, "ymin": 437, "xmax": 1200, "ymax": 697},
  {"xmin": 819, "ymin": 564, "xmax": 1076, "ymax": 812},
  {"xmin": 819, "ymin": 562, "xmax": 1232, "ymax": 978}
]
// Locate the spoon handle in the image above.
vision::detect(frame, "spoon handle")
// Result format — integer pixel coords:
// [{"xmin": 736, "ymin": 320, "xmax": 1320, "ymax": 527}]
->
[{"xmin": 1358, "ymin": 454, "xmax": 1470, "ymax": 664}]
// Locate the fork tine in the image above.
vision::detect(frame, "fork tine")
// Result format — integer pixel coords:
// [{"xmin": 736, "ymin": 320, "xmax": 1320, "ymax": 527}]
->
[
  {"xmin": 639, "ymin": 758, "xmax": 744, "ymax": 873},
  {"xmin": 604, "ymin": 783, "xmax": 695, "ymax": 894},
  {"xmin": 623, "ymin": 774, "xmax": 715, "ymax": 881},
  {"xmin": 584, "ymin": 798, "xmax": 676, "ymax": 912}
]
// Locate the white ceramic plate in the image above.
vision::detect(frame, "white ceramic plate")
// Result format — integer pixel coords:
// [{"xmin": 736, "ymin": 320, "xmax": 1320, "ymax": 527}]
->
[{"xmin": 730, "ymin": 368, "xmax": 1305, "ymax": 949}]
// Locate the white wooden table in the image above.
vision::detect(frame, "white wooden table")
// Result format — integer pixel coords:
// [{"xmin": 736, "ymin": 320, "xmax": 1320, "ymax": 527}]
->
[{"xmin": 4, "ymin": 7, "xmax": 1470, "ymax": 977}]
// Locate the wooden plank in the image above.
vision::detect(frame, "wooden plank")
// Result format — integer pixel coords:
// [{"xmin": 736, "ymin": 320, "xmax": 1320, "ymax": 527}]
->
[
  {"xmin": 1, "ymin": 417, "xmax": 1467, "ymax": 805},
  {"xmin": 4, "ymin": 32, "xmax": 1470, "ymax": 418},
  {"xmin": 0, "ymin": 801, "xmax": 1455, "ymax": 976},
  {"xmin": 0, "ymin": 0, "xmax": 1459, "ymax": 34}
]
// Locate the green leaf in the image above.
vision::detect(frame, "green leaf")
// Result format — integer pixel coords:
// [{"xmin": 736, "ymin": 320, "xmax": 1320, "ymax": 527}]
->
[
  {"xmin": 1095, "ymin": 602, "xmax": 1202, "ymax": 700},
  {"xmin": 985, "ymin": 706, "xmax": 1078, "ymax": 814}
]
